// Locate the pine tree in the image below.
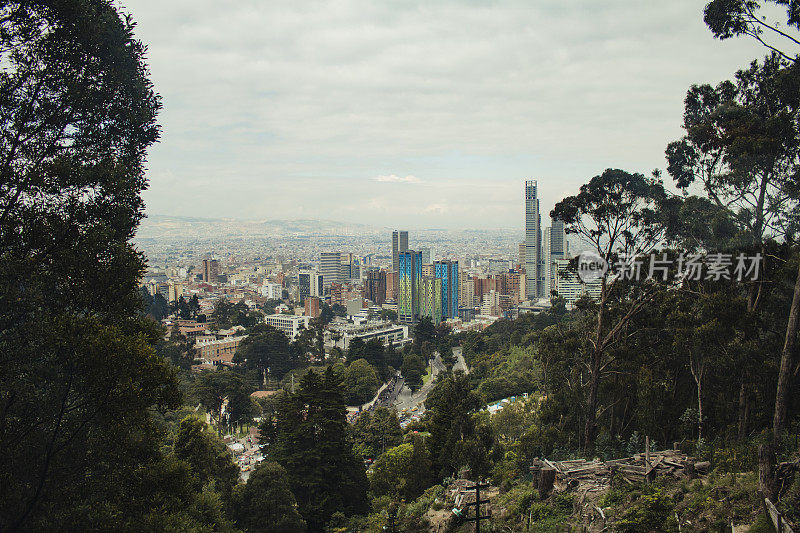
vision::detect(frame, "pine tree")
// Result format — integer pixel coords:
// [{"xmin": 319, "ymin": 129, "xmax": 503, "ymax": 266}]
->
[{"xmin": 273, "ymin": 368, "xmax": 368, "ymax": 530}]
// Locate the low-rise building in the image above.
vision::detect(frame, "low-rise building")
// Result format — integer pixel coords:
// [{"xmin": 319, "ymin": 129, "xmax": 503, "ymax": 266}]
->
[
  {"xmin": 194, "ymin": 335, "xmax": 247, "ymax": 364},
  {"xmin": 327, "ymin": 321, "xmax": 410, "ymax": 351},
  {"xmin": 264, "ymin": 314, "xmax": 311, "ymax": 340}
]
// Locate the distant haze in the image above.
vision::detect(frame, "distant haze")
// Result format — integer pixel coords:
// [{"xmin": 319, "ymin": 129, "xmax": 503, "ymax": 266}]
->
[{"xmin": 128, "ymin": 0, "xmax": 766, "ymax": 229}]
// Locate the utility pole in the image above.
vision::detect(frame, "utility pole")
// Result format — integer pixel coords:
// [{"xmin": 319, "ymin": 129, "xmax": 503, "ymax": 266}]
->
[{"xmin": 459, "ymin": 481, "xmax": 491, "ymax": 533}]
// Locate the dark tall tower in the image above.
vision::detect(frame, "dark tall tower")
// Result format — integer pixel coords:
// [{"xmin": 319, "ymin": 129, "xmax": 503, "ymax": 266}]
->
[{"xmin": 392, "ymin": 230, "xmax": 409, "ymax": 273}]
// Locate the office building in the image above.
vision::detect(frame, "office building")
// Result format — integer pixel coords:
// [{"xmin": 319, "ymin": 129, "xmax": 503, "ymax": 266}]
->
[
  {"xmin": 364, "ymin": 269, "xmax": 387, "ymax": 305},
  {"xmin": 420, "ymin": 247, "xmax": 432, "ymax": 265},
  {"xmin": 391, "ymin": 230, "xmax": 409, "ymax": 273},
  {"xmin": 434, "ymin": 260, "xmax": 459, "ymax": 319},
  {"xmin": 298, "ymin": 270, "xmax": 324, "ymax": 303},
  {"xmin": 554, "ymin": 259, "xmax": 601, "ymax": 306},
  {"xmin": 320, "ymin": 252, "xmax": 342, "ymax": 288},
  {"xmin": 328, "ymin": 322, "xmax": 410, "ymax": 351},
  {"xmin": 264, "ymin": 314, "xmax": 311, "ymax": 340},
  {"xmin": 420, "ymin": 276, "xmax": 443, "ymax": 324},
  {"xmin": 398, "ymin": 250, "xmax": 422, "ymax": 323},
  {"xmin": 203, "ymin": 259, "xmax": 219, "ymax": 283},
  {"xmin": 544, "ymin": 218, "xmax": 568, "ymax": 298},
  {"xmin": 525, "ymin": 180, "xmax": 543, "ymax": 299}
]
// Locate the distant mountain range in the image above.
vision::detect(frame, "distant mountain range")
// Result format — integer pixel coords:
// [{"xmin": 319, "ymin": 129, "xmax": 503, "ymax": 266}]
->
[{"xmin": 135, "ymin": 214, "xmax": 388, "ymax": 240}]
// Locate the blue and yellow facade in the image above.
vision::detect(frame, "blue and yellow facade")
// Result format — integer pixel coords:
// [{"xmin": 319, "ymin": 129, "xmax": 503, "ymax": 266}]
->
[
  {"xmin": 434, "ymin": 260, "xmax": 459, "ymax": 319},
  {"xmin": 398, "ymin": 250, "xmax": 422, "ymax": 323}
]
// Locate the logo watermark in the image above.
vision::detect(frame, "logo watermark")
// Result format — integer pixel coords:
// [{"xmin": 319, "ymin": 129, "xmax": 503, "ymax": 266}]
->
[
  {"xmin": 577, "ymin": 251, "xmax": 608, "ymax": 283},
  {"xmin": 572, "ymin": 252, "xmax": 762, "ymax": 283}
]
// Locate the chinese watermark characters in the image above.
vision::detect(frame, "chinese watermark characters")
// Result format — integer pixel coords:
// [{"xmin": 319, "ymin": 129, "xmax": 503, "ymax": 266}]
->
[{"xmin": 576, "ymin": 251, "xmax": 762, "ymax": 283}]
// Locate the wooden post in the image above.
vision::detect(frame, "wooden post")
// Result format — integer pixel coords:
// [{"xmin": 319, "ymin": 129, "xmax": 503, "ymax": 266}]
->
[
  {"xmin": 758, "ymin": 444, "xmax": 777, "ymax": 501},
  {"xmin": 645, "ymin": 436, "xmax": 652, "ymax": 484}
]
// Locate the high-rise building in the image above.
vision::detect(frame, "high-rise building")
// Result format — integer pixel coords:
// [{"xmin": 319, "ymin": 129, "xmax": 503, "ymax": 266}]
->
[
  {"xmin": 298, "ymin": 271, "xmax": 311, "ymax": 303},
  {"xmin": 525, "ymin": 180, "xmax": 543, "ymax": 299},
  {"xmin": 543, "ymin": 227, "xmax": 552, "ymax": 297},
  {"xmin": 320, "ymin": 252, "xmax": 342, "ymax": 289},
  {"xmin": 420, "ymin": 276, "xmax": 443, "ymax": 324},
  {"xmin": 420, "ymin": 247, "xmax": 432, "ymax": 265},
  {"xmin": 554, "ymin": 259, "xmax": 601, "ymax": 305},
  {"xmin": 203, "ymin": 259, "xmax": 219, "ymax": 283},
  {"xmin": 298, "ymin": 271, "xmax": 323, "ymax": 302},
  {"xmin": 434, "ymin": 260, "xmax": 459, "ymax": 319},
  {"xmin": 543, "ymin": 218, "xmax": 567, "ymax": 298},
  {"xmin": 398, "ymin": 250, "xmax": 422, "ymax": 323},
  {"xmin": 391, "ymin": 230, "xmax": 409, "ymax": 273},
  {"xmin": 364, "ymin": 269, "xmax": 387, "ymax": 305},
  {"xmin": 518, "ymin": 242, "xmax": 526, "ymax": 270},
  {"xmin": 458, "ymin": 270, "xmax": 474, "ymax": 308}
]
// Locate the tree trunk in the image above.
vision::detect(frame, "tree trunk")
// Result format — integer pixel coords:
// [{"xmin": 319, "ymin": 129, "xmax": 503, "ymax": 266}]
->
[
  {"xmin": 583, "ymin": 351, "xmax": 601, "ymax": 455},
  {"xmin": 584, "ymin": 279, "xmax": 607, "ymax": 455},
  {"xmin": 697, "ymin": 379, "xmax": 703, "ymax": 442},
  {"xmin": 738, "ymin": 382, "xmax": 749, "ymax": 441},
  {"xmin": 774, "ymin": 259, "xmax": 800, "ymax": 438},
  {"xmin": 758, "ymin": 444, "xmax": 777, "ymax": 501}
]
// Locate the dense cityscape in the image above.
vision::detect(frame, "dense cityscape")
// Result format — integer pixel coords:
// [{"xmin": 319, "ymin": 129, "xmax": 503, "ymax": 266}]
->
[{"xmin": 3, "ymin": 1, "xmax": 800, "ymax": 532}]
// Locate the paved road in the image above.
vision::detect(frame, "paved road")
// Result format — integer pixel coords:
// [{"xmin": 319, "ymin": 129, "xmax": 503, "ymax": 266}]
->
[
  {"xmin": 393, "ymin": 354, "xmax": 445, "ymax": 414},
  {"xmin": 452, "ymin": 347, "xmax": 469, "ymax": 374}
]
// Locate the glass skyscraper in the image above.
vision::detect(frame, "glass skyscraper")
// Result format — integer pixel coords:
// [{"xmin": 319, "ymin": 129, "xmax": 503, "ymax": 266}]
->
[
  {"xmin": 525, "ymin": 180, "xmax": 543, "ymax": 299},
  {"xmin": 398, "ymin": 250, "xmax": 422, "ymax": 323}
]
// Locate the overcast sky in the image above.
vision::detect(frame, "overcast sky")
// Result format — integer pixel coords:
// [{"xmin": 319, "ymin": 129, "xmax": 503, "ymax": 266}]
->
[{"xmin": 127, "ymin": 0, "xmax": 767, "ymax": 229}]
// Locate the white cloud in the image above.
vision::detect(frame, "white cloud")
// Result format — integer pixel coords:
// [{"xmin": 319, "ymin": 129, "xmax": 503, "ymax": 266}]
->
[
  {"xmin": 372, "ymin": 174, "xmax": 423, "ymax": 184},
  {"xmin": 129, "ymin": 0, "xmax": 769, "ymax": 228}
]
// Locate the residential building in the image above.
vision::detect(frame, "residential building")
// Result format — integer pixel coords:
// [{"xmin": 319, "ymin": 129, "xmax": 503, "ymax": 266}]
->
[
  {"xmin": 434, "ymin": 260, "xmax": 459, "ymax": 319},
  {"xmin": 261, "ymin": 282, "xmax": 282, "ymax": 300},
  {"xmin": 398, "ymin": 250, "xmax": 422, "ymax": 323},
  {"xmin": 304, "ymin": 296, "xmax": 321, "ymax": 318},
  {"xmin": 420, "ymin": 276, "xmax": 443, "ymax": 324},
  {"xmin": 554, "ymin": 259, "xmax": 602, "ymax": 306},
  {"xmin": 364, "ymin": 269, "xmax": 387, "ymax": 305}
]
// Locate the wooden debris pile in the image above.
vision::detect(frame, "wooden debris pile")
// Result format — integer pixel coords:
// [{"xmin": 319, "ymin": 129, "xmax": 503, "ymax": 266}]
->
[{"xmin": 531, "ymin": 448, "xmax": 710, "ymax": 492}]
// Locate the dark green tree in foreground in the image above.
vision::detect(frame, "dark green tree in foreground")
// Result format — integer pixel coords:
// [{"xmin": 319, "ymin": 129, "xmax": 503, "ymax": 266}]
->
[
  {"xmin": 233, "ymin": 324, "xmax": 298, "ymax": 383},
  {"xmin": 271, "ymin": 368, "xmax": 368, "ymax": 530},
  {"xmin": 174, "ymin": 417, "xmax": 238, "ymax": 497},
  {"xmin": 0, "ymin": 1, "xmax": 206, "ymax": 530},
  {"xmin": 230, "ymin": 462, "xmax": 306, "ymax": 533},
  {"xmin": 552, "ymin": 168, "xmax": 669, "ymax": 453},
  {"xmin": 425, "ymin": 372, "xmax": 486, "ymax": 479},
  {"xmin": 704, "ymin": 0, "xmax": 799, "ymax": 62},
  {"xmin": 401, "ymin": 353, "xmax": 426, "ymax": 392}
]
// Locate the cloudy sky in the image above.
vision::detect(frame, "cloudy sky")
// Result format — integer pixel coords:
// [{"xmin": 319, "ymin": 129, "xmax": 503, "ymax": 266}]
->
[{"xmin": 127, "ymin": 0, "xmax": 766, "ymax": 229}]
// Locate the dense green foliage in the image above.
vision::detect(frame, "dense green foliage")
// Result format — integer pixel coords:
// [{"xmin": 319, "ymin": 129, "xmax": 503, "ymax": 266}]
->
[
  {"xmin": 230, "ymin": 462, "xmax": 306, "ymax": 532},
  {"xmin": 267, "ymin": 368, "xmax": 369, "ymax": 530}
]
